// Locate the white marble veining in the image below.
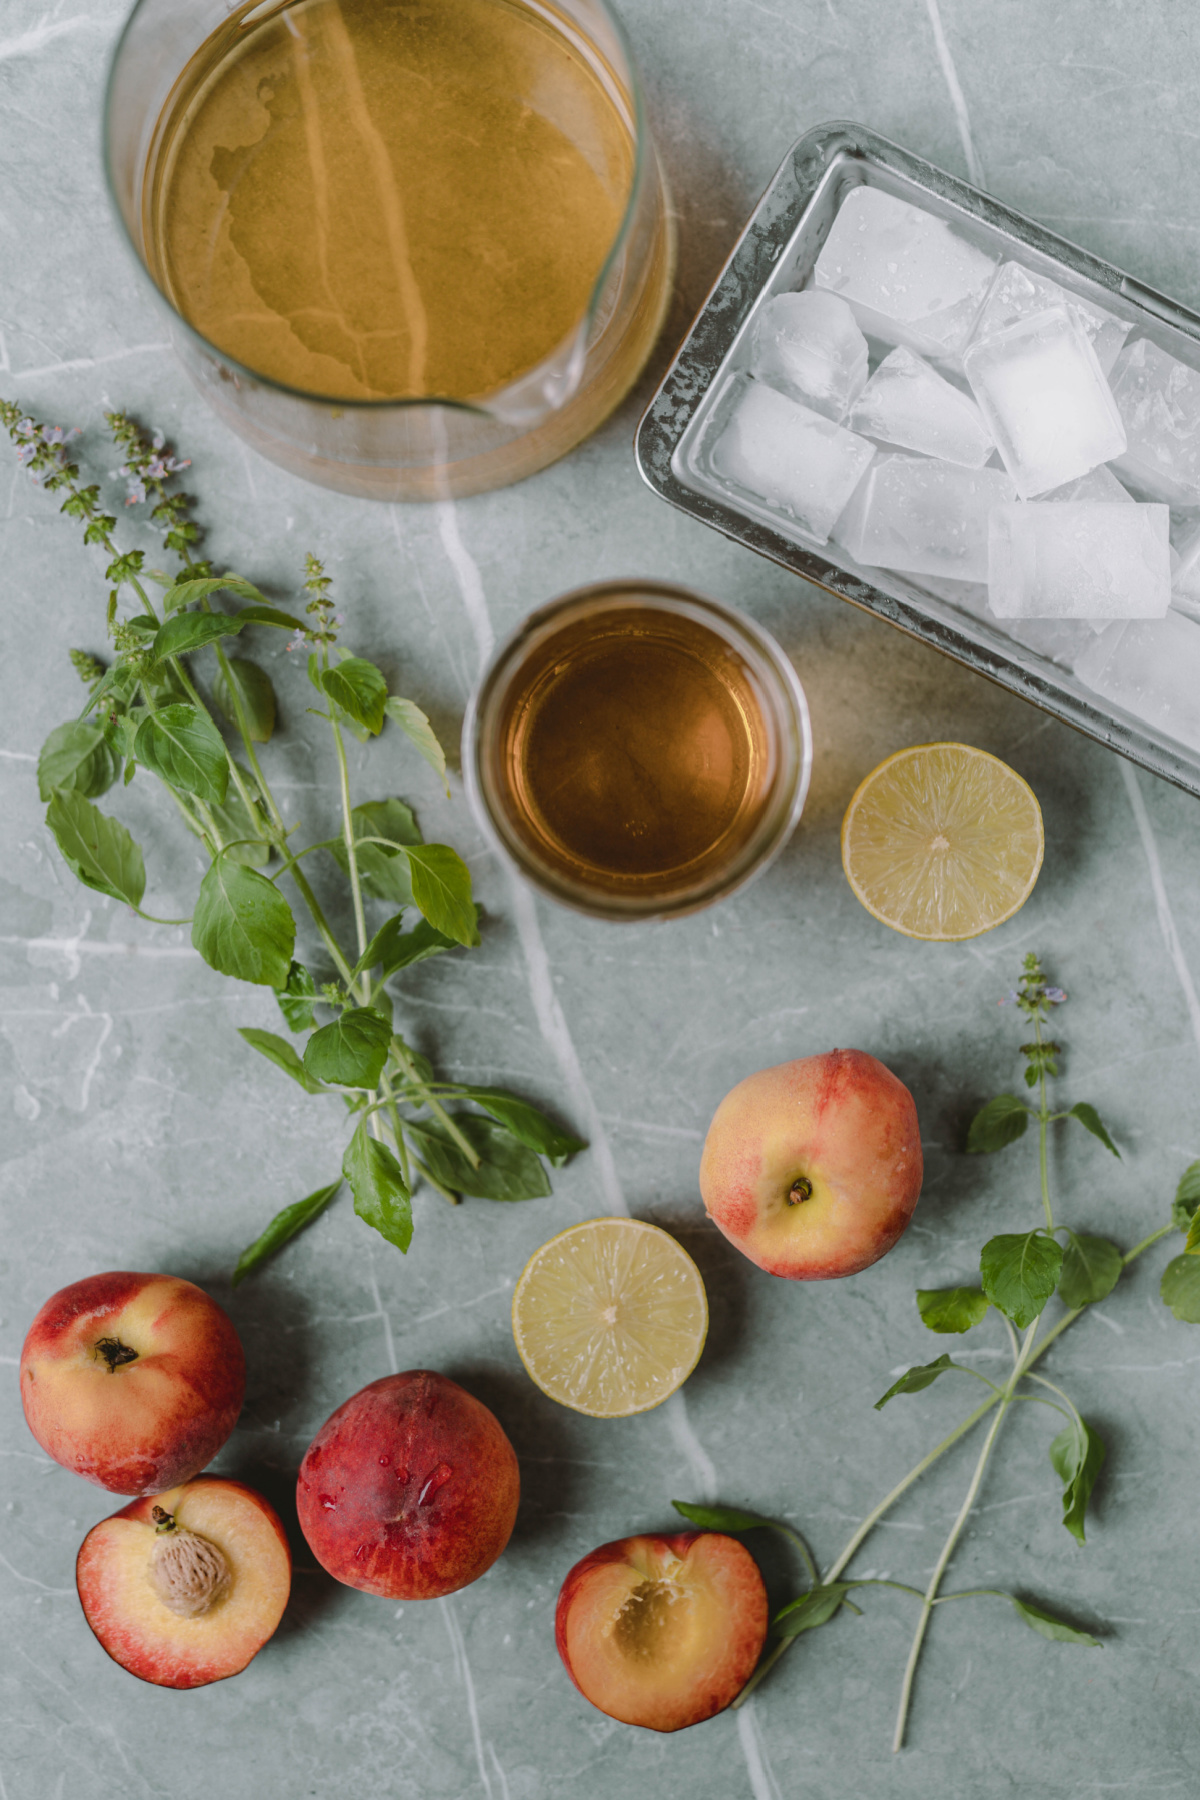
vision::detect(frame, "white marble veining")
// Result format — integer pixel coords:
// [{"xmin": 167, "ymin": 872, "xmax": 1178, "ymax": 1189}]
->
[{"xmin": 4, "ymin": 3, "xmax": 1200, "ymax": 1797}]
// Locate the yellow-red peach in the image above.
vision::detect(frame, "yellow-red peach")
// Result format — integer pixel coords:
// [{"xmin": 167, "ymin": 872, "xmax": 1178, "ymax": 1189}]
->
[
  {"xmin": 297, "ymin": 1370, "xmax": 519, "ymax": 1599},
  {"xmin": 76, "ymin": 1476, "xmax": 291, "ymax": 1688},
  {"xmin": 700, "ymin": 1049, "xmax": 922, "ymax": 1279},
  {"xmin": 20, "ymin": 1272, "xmax": 246, "ymax": 1494},
  {"xmin": 555, "ymin": 1531, "xmax": 767, "ymax": 1731}
]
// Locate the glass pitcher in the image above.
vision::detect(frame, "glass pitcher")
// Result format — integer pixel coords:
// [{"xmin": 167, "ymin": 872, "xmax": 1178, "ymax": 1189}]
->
[{"xmin": 105, "ymin": 0, "xmax": 675, "ymax": 499}]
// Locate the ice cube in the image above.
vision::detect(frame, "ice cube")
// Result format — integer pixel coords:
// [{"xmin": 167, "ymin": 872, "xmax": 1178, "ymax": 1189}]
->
[
  {"xmin": 962, "ymin": 307, "xmax": 1126, "ymax": 498},
  {"xmin": 1005, "ymin": 617, "xmax": 1103, "ymax": 669},
  {"xmin": 750, "ymin": 291, "xmax": 868, "ymax": 421},
  {"xmin": 813, "ymin": 185, "xmax": 997, "ymax": 362},
  {"xmin": 1075, "ymin": 610, "xmax": 1200, "ymax": 750},
  {"xmin": 987, "ymin": 502, "xmax": 1171, "ymax": 620},
  {"xmin": 970, "ymin": 261, "xmax": 1130, "ymax": 375},
  {"xmin": 833, "ymin": 452, "xmax": 1016, "ymax": 582},
  {"xmin": 1109, "ymin": 338, "xmax": 1200, "ymax": 505},
  {"xmin": 847, "ymin": 346, "xmax": 994, "ymax": 467},
  {"xmin": 706, "ymin": 375, "xmax": 875, "ymax": 543},
  {"xmin": 1171, "ymin": 513, "xmax": 1200, "ymax": 602},
  {"xmin": 1041, "ymin": 464, "xmax": 1133, "ymax": 504}
]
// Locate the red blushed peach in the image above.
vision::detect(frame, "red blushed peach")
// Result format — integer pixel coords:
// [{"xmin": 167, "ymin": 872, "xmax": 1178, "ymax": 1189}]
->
[
  {"xmin": 555, "ymin": 1531, "xmax": 767, "ymax": 1731},
  {"xmin": 699, "ymin": 1049, "xmax": 922, "ymax": 1279},
  {"xmin": 297, "ymin": 1371, "xmax": 519, "ymax": 1600},
  {"xmin": 20, "ymin": 1272, "xmax": 246, "ymax": 1495},
  {"xmin": 76, "ymin": 1476, "xmax": 291, "ymax": 1688}
]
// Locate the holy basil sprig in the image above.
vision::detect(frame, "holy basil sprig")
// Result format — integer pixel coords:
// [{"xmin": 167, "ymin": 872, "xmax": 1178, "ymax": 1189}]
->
[
  {"xmin": 676, "ymin": 952, "xmax": 1195, "ymax": 1750},
  {"xmin": 3, "ymin": 402, "xmax": 585, "ymax": 1275}
]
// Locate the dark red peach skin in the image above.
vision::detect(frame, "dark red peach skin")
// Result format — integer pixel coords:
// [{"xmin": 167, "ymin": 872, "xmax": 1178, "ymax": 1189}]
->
[
  {"xmin": 700, "ymin": 1049, "xmax": 923, "ymax": 1279},
  {"xmin": 296, "ymin": 1371, "xmax": 520, "ymax": 1599},
  {"xmin": 20, "ymin": 1272, "xmax": 246, "ymax": 1494},
  {"xmin": 556, "ymin": 1531, "xmax": 768, "ymax": 1732}
]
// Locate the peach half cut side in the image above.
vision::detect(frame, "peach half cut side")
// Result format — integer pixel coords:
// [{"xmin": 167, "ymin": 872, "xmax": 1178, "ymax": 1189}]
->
[
  {"xmin": 76, "ymin": 1477, "xmax": 291, "ymax": 1688},
  {"xmin": 555, "ymin": 1531, "xmax": 768, "ymax": 1732}
]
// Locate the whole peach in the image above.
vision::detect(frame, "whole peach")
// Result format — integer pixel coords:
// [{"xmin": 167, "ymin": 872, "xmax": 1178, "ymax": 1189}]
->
[
  {"xmin": 700, "ymin": 1049, "xmax": 922, "ymax": 1278},
  {"xmin": 556, "ymin": 1531, "xmax": 767, "ymax": 1731},
  {"xmin": 297, "ymin": 1371, "xmax": 519, "ymax": 1599},
  {"xmin": 20, "ymin": 1272, "xmax": 246, "ymax": 1494}
]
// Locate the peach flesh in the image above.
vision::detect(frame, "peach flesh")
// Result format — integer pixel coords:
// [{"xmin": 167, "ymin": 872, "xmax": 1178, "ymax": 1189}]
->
[
  {"xmin": 297, "ymin": 1370, "xmax": 520, "ymax": 1600},
  {"xmin": 20, "ymin": 1271, "xmax": 246, "ymax": 1495},
  {"xmin": 76, "ymin": 1477, "xmax": 291, "ymax": 1688},
  {"xmin": 699, "ymin": 1048, "xmax": 923, "ymax": 1279},
  {"xmin": 555, "ymin": 1531, "xmax": 768, "ymax": 1732}
]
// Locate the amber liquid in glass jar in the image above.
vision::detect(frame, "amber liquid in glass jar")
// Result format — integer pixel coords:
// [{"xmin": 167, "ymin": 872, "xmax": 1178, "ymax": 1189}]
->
[
  {"xmin": 495, "ymin": 607, "xmax": 775, "ymax": 895},
  {"xmin": 144, "ymin": 0, "xmax": 633, "ymax": 402}
]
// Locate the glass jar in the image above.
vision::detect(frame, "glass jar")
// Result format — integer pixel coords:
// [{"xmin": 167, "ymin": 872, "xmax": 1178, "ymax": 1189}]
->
[
  {"xmin": 464, "ymin": 580, "xmax": 813, "ymax": 920},
  {"xmin": 104, "ymin": 0, "xmax": 675, "ymax": 500}
]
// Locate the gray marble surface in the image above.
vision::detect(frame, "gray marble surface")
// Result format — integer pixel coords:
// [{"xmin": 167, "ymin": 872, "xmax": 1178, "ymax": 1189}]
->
[{"xmin": 4, "ymin": 2, "xmax": 1200, "ymax": 1795}]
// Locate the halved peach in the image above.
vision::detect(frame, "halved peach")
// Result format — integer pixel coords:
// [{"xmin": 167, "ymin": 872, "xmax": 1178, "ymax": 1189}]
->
[
  {"xmin": 76, "ymin": 1476, "xmax": 291, "ymax": 1688},
  {"xmin": 555, "ymin": 1531, "xmax": 768, "ymax": 1731}
]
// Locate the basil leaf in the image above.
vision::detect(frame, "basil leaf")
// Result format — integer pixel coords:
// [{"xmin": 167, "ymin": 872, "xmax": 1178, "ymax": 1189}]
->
[
  {"xmin": 343, "ymin": 1123, "xmax": 412, "ymax": 1252},
  {"xmin": 321, "ymin": 658, "xmax": 388, "ymax": 735},
  {"xmin": 134, "ymin": 703, "xmax": 229, "ymax": 806},
  {"xmin": 232, "ymin": 1180, "xmax": 342, "ymax": 1286},
  {"xmin": 671, "ymin": 1500, "xmax": 780, "ymax": 1533},
  {"xmin": 303, "ymin": 1007, "xmax": 392, "ymax": 1088},
  {"xmin": 403, "ymin": 843, "xmax": 476, "ymax": 946},
  {"xmin": 172, "ymin": 764, "xmax": 269, "ymax": 867},
  {"xmin": 1186, "ymin": 1209, "xmax": 1200, "ymax": 1256},
  {"xmin": 160, "ymin": 574, "xmax": 267, "ymax": 615},
  {"xmin": 236, "ymin": 603, "xmax": 306, "ymax": 630},
  {"xmin": 455, "ymin": 1086, "xmax": 586, "ymax": 1166},
  {"xmin": 1160, "ymin": 1254, "xmax": 1200, "ymax": 1322},
  {"xmin": 874, "ymin": 1354, "xmax": 962, "ymax": 1410},
  {"xmin": 966, "ymin": 1094, "xmax": 1030, "ymax": 1153},
  {"xmin": 1010, "ymin": 1596, "xmax": 1099, "ymax": 1647},
  {"xmin": 214, "ymin": 656, "xmax": 276, "ymax": 743},
  {"xmin": 275, "ymin": 960, "xmax": 318, "ymax": 1032},
  {"xmin": 192, "ymin": 860, "xmax": 295, "ymax": 987},
  {"xmin": 206, "ymin": 779, "xmax": 271, "ymax": 867},
  {"xmin": 151, "ymin": 610, "xmax": 247, "ymax": 663},
  {"xmin": 1057, "ymin": 1233, "xmax": 1123, "ymax": 1309},
  {"xmin": 980, "ymin": 1231, "xmax": 1063, "ymax": 1329},
  {"xmin": 773, "ymin": 1584, "xmax": 850, "ymax": 1637},
  {"xmin": 238, "ymin": 1026, "xmax": 328, "ymax": 1095},
  {"xmin": 1171, "ymin": 1161, "xmax": 1200, "ymax": 1231},
  {"xmin": 406, "ymin": 1114, "xmax": 551, "ymax": 1201},
  {"xmin": 1068, "ymin": 1102, "xmax": 1120, "ymax": 1158},
  {"xmin": 37, "ymin": 721, "xmax": 121, "ymax": 801},
  {"xmin": 1049, "ymin": 1417, "xmax": 1106, "ymax": 1544},
  {"xmin": 916, "ymin": 1286, "xmax": 989, "ymax": 1334},
  {"xmin": 329, "ymin": 798, "xmax": 421, "ymax": 903},
  {"xmin": 352, "ymin": 911, "xmax": 468, "ymax": 980},
  {"xmin": 45, "ymin": 789, "xmax": 146, "ymax": 907},
  {"xmin": 385, "ymin": 695, "xmax": 449, "ymax": 793}
]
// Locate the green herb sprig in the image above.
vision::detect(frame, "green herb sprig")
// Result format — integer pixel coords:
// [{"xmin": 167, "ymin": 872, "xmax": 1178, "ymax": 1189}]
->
[
  {"xmin": 3, "ymin": 401, "xmax": 585, "ymax": 1277},
  {"xmin": 676, "ymin": 952, "xmax": 1197, "ymax": 1750}
]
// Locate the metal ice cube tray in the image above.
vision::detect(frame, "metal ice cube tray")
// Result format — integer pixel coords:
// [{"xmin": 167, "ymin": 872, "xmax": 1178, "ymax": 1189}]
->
[{"xmin": 635, "ymin": 120, "xmax": 1200, "ymax": 800}]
